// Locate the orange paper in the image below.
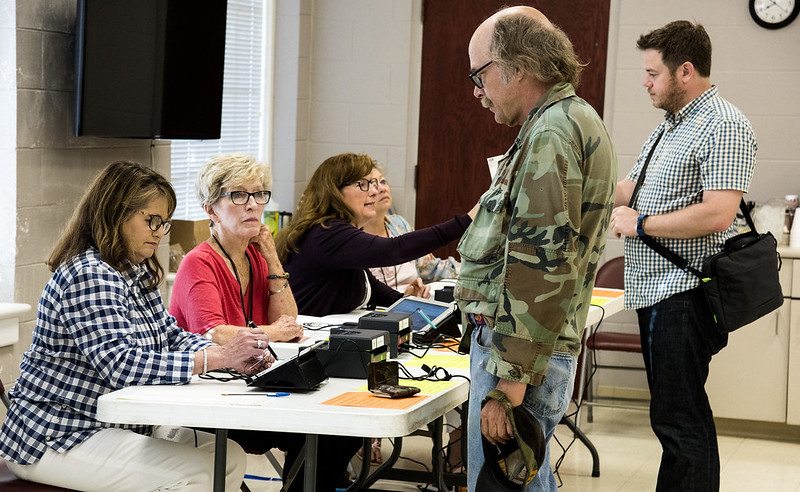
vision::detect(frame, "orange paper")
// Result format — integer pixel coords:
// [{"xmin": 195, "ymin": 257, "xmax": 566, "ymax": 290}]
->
[
  {"xmin": 321, "ymin": 391, "xmax": 429, "ymax": 409},
  {"xmin": 592, "ymin": 288, "xmax": 624, "ymax": 298}
]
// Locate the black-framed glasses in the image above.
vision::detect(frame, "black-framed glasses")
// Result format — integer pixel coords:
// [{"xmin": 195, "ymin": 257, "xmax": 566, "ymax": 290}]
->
[
  {"xmin": 139, "ymin": 211, "xmax": 172, "ymax": 233},
  {"xmin": 346, "ymin": 178, "xmax": 381, "ymax": 192},
  {"xmin": 468, "ymin": 60, "xmax": 493, "ymax": 89},
  {"xmin": 220, "ymin": 190, "xmax": 272, "ymax": 205}
]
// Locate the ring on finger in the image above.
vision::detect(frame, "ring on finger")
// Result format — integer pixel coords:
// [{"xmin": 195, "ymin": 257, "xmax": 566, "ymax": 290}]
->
[{"xmin": 257, "ymin": 339, "xmax": 263, "ymax": 349}]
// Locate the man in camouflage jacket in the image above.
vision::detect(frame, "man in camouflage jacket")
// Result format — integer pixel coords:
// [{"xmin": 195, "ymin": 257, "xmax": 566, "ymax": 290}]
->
[{"xmin": 457, "ymin": 7, "xmax": 617, "ymax": 490}]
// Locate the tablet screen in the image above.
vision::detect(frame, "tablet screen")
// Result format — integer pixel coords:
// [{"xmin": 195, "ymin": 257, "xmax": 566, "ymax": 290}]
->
[{"xmin": 387, "ymin": 297, "xmax": 453, "ymax": 331}]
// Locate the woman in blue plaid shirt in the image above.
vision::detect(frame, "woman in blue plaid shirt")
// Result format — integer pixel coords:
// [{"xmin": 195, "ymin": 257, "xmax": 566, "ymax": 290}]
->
[{"xmin": 0, "ymin": 161, "xmax": 273, "ymax": 491}]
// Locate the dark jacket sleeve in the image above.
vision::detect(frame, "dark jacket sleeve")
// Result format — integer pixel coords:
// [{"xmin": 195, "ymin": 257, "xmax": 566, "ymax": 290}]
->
[{"xmin": 318, "ymin": 215, "xmax": 471, "ymax": 269}]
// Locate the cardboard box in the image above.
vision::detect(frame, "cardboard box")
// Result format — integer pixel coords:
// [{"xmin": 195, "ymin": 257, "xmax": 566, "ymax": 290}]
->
[{"xmin": 170, "ymin": 219, "xmax": 211, "ymax": 255}]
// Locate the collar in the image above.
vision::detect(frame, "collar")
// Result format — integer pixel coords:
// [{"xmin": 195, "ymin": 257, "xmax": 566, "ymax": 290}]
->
[
  {"xmin": 663, "ymin": 85, "xmax": 718, "ymax": 128},
  {"xmin": 516, "ymin": 82, "xmax": 576, "ymax": 146},
  {"xmin": 120, "ymin": 257, "xmax": 151, "ymax": 289}
]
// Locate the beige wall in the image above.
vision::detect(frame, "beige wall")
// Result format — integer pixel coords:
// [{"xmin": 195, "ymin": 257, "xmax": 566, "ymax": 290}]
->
[
  {"xmin": 3, "ymin": 0, "xmax": 798, "ymax": 391},
  {"xmin": 0, "ymin": 1, "xmax": 171, "ymax": 383}
]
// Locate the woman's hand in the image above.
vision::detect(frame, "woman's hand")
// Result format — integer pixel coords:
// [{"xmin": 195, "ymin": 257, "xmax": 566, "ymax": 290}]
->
[
  {"xmin": 252, "ymin": 223, "xmax": 280, "ymax": 261},
  {"xmin": 403, "ymin": 278, "xmax": 431, "ymax": 298},
  {"xmin": 467, "ymin": 202, "xmax": 480, "ymax": 220},
  {"xmin": 264, "ymin": 315, "xmax": 304, "ymax": 342},
  {"xmin": 211, "ymin": 326, "xmax": 274, "ymax": 375}
]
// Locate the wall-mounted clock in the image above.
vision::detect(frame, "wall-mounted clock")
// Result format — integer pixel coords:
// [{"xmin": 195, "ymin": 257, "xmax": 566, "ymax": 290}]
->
[{"xmin": 750, "ymin": 0, "xmax": 800, "ymax": 29}]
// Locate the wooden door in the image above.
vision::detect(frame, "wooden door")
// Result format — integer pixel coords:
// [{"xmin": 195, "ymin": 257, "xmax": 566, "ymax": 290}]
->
[{"xmin": 416, "ymin": 0, "xmax": 611, "ymax": 259}]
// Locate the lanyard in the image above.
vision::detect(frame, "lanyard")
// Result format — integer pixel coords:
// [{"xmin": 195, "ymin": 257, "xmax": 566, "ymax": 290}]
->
[{"xmin": 212, "ymin": 234, "xmax": 255, "ymax": 326}]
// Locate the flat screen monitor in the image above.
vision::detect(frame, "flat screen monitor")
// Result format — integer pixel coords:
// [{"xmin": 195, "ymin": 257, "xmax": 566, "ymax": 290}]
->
[{"xmin": 73, "ymin": 0, "xmax": 227, "ymax": 139}]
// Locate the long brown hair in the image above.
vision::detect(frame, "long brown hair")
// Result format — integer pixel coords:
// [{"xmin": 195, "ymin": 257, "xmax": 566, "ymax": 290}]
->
[
  {"xmin": 48, "ymin": 161, "xmax": 176, "ymax": 287},
  {"xmin": 275, "ymin": 153, "xmax": 374, "ymax": 262}
]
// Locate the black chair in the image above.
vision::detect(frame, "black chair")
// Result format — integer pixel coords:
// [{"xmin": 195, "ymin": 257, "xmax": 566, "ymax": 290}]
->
[
  {"xmin": 577, "ymin": 256, "xmax": 648, "ymax": 422},
  {"xmin": 0, "ymin": 378, "xmax": 76, "ymax": 491}
]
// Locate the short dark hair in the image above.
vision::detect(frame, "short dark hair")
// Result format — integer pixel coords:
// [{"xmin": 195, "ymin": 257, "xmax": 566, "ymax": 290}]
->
[
  {"xmin": 491, "ymin": 13, "xmax": 584, "ymax": 88},
  {"xmin": 636, "ymin": 20, "xmax": 712, "ymax": 77},
  {"xmin": 48, "ymin": 161, "xmax": 176, "ymax": 287}
]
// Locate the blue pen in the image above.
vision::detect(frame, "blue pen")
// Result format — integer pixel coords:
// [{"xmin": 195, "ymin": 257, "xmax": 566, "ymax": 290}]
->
[
  {"xmin": 416, "ymin": 308, "xmax": 438, "ymax": 331},
  {"xmin": 266, "ymin": 392, "xmax": 290, "ymax": 397}
]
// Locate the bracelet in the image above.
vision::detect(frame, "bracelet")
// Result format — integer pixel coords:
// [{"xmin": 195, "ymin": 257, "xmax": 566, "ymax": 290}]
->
[
  {"xmin": 267, "ymin": 272, "xmax": 290, "ymax": 280},
  {"xmin": 201, "ymin": 348, "xmax": 208, "ymax": 376},
  {"xmin": 269, "ymin": 279, "xmax": 290, "ymax": 296}
]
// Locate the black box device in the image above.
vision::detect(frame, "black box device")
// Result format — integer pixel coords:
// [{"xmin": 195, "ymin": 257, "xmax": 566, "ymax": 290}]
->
[
  {"xmin": 358, "ymin": 312, "xmax": 412, "ymax": 357},
  {"xmin": 315, "ymin": 327, "xmax": 389, "ymax": 379}
]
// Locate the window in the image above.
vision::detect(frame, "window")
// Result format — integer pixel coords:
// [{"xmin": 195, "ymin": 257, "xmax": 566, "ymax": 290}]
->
[{"xmin": 170, "ymin": 0, "xmax": 267, "ymax": 221}]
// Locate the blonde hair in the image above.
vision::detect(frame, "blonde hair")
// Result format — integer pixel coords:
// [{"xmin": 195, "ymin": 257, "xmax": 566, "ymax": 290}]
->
[{"xmin": 196, "ymin": 153, "xmax": 273, "ymax": 208}]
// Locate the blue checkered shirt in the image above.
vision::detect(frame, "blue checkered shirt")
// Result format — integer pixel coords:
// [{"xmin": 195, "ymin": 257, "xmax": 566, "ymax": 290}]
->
[
  {"xmin": 624, "ymin": 86, "xmax": 757, "ymax": 309},
  {"xmin": 0, "ymin": 248, "xmax": 210, "ymax": 464}
]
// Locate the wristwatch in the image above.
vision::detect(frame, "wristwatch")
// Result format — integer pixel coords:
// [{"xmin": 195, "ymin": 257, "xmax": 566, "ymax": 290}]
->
[{"xmin": 636, "ymin": 214, "xmax": 648, "ymax": 237}]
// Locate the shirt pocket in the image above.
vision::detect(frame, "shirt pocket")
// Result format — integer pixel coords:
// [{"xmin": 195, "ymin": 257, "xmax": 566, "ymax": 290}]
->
[{"xmin": 456, "ymin": 184, "xmax": 508, "ymax": 265}]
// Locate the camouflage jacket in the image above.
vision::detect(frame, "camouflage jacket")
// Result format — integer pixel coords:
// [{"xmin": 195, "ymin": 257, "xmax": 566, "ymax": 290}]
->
[{"xmin": 455, "ymin": 82, "xmax": 617, "ymax": 385}]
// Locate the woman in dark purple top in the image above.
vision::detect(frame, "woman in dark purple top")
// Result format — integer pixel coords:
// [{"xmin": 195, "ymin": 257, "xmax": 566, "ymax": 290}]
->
[{"xmin": 276, "ymin": 153, "xmax": 476, "ymax": 316}]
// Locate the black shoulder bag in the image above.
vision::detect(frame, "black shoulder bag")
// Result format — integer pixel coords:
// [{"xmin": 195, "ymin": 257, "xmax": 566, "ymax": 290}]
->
[{"xmin": 629, "ymin": 131, "xmax": 783, "ymax": 333}]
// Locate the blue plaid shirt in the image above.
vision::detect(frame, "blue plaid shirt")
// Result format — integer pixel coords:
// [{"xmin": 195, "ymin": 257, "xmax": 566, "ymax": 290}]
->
[
  {"xmin": 624, "ymin": 86, "xmax": 757, "ymax": 309},
  {"xmin": 0, "ymin": 248, "xmax": 210, "ymax": 464}
]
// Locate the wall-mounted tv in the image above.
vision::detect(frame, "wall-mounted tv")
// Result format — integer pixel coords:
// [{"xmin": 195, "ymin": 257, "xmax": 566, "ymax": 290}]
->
[{"xmin": 73, "ymin": 0, "xmax": 227, "ymax": 139}]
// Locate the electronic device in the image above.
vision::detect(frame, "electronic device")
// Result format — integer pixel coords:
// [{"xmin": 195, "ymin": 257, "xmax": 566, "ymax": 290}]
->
[
  {"xmin": 247, "ymin": 343, "xmax": 327, "ymax": 391},
  {"xmin": 315, "ymin": 328, "xmax": 389, "ymax": 379},
  {"xmin": 74, "ymin": 0, "xmax": 226, "ymax": 138},
  {"xmin": 358, "ymin": 312, "xmax": 412, "ymax": 357},
  {"xmin": 434, "ymin": 285, "xmax": 455, "ymax": 303},
  {"xmin": 383, "ymin": 296, "xmax": 461, "ymax": 344},
  {"xmin": 384, "ymin": 296, "xmax": 456, "ymax": 331},
  {"xmin": 367, "ymin": 361, "xmax": 420, "ymax": 399}
]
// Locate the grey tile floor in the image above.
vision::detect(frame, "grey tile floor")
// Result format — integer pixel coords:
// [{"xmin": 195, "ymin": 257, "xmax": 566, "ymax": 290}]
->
[{"xmin": 243, "ymin": 406, "xmax": 800, "ymax": 491}]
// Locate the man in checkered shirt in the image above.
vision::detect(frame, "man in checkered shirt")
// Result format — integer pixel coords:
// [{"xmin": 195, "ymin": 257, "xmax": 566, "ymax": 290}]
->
[{"xmin": 611, "ymin": 21, "xmax": 757, "ymax": 491}]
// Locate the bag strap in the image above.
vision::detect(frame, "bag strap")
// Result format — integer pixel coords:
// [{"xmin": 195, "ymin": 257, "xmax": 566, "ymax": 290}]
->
[
  {"xmin": 627, "ymin": 129, "xmax": 756, "ymax": 280},
  {"xmin": 627, "ymin": 130, "xmax": 664, "ymax": 209}
]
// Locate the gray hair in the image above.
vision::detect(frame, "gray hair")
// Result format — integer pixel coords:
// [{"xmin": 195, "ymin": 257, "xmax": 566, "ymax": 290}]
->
[{"xmin": 491, "ymin": 13, "xmax": 583, "ymax": 88}]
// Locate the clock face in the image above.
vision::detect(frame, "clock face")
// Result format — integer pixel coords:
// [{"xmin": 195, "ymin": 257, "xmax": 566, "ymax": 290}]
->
[{"xmin": 750, "ymin": 0, "xmax": 800, "ymax": 29}]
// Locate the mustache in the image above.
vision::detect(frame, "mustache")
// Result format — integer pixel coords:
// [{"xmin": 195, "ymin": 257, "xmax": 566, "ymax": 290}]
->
[{"xmin": 481, "ymin": 97, "xmax": 492, "ymax": 109}]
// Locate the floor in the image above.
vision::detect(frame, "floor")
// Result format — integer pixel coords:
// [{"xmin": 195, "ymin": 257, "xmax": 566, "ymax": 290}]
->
[{"xmin": 242, "ymin": 406, "xmax": 800, "ymax": 491}]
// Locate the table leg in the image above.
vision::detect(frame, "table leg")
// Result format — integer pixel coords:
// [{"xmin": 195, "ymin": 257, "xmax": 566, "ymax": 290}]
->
[
  {"xmin": 214, "ymin": 428, "xmax": 228, "ymax": 492},
  {"xmin": 303, "ymin": 434, "xmax": 318, "ymax": 492},
  {"xmin": 560, "ymin": 416, "xmax": 600, "ymax": 477},
  {"xmin": 349, "ymin": 437, "xmax": 404, "ymax": 490},
  {"xmin": 429, "ymin": 416, "xmax": 447, "ymax": 492}
]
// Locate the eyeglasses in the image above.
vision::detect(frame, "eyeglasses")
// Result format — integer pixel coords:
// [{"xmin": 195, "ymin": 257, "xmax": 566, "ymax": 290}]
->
[
  {"xmin": 139, "ymin": 211, "xmax": 172, "ymax": 233},
  {"xmin": 220, "ymin": 190, "xmax": 272, "ymax": 205},
  {"xmin": 468, "ymin": 60, "xmax": 493, "ymax": 89},
  {"xmin": 345, "ymin": 178, "xmax": 383, "ymax": 192}
]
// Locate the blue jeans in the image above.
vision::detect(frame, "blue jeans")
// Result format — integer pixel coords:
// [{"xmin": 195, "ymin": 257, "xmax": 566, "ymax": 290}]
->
[
  {"xmin": 637, "ymin": 287, "xmax": 728, "ymax": 492},
  {"xmin": 467, "ymin": 325, "xmax": 575, "ymax": 492}
]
